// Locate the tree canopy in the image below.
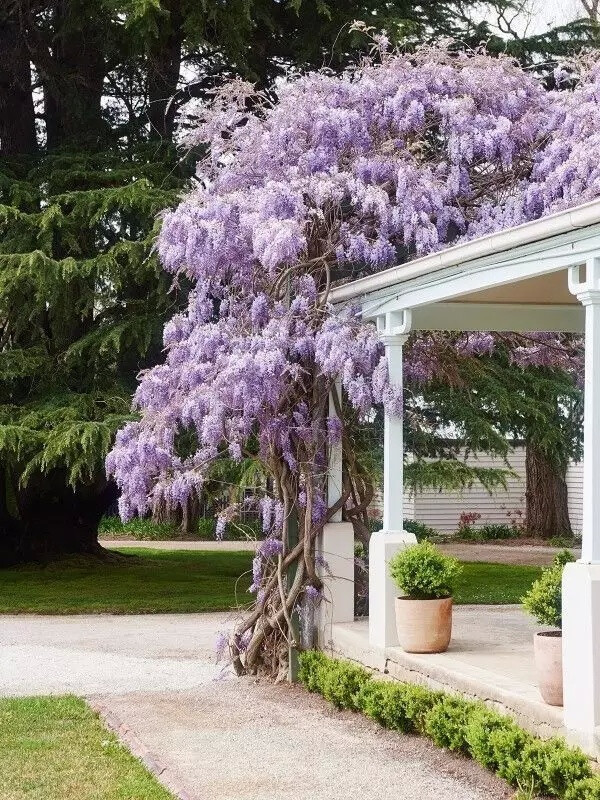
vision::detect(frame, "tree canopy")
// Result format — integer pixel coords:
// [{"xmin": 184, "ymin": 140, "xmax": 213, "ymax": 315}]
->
[
  {"xmin": 0, "ymin": 0, "xmax": 597, "ymax": 565},
  {"xmin": 0, "ymin": 145, "xmax": 191, "ymax": 562}
]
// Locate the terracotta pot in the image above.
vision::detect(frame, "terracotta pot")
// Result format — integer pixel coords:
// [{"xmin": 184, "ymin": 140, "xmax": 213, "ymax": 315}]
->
[
  {"xmin": 534, "ymin": 631, "xmax": 563, "ymax": 706},
  {"xmin": 394, "ymin": 596, "xmax": 453, "ymax": 653}
]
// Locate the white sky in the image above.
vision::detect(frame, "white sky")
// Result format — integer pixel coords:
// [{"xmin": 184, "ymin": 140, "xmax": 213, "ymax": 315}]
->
[
  {"xmin": 529, "ymin": 0, "xmax": 582, "ymax": 29},
  {"xmin": 488, "ymin": 0, "xmax": 586, "ymax": 35}
]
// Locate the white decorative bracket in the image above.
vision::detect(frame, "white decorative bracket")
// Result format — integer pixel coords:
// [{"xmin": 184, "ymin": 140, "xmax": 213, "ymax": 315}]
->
[
  {"xmin": 569, "ymin": 258, "xmax": 600, "ymax": 305},
  {"xmin": 376, "ymin": 308, "xmax": 413, "ymax": 339}
]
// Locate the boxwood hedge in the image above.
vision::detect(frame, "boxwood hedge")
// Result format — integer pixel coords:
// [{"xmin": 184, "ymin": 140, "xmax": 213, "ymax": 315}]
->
[{"xmin": 298, "ymin": 651, "xmax": 596, "ymax": 799}]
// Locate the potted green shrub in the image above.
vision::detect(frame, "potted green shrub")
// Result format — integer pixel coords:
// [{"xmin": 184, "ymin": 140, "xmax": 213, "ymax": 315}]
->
[
  {"xmin": 388, "ymin": 541, "xmax": 462, "ymax": 654},
  {"xmin": 522, "ymin": 549, "xmax": 575, "ymax": 706}
]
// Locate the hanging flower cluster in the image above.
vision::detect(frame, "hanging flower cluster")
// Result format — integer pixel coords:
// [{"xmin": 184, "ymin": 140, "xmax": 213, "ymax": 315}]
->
[{"xmin": 107, "ymin": 46, "xmax": 599, "ymax": 675}]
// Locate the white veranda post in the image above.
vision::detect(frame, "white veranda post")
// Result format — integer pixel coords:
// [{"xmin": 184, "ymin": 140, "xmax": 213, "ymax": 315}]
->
[
  {"xmin": 563, "ymin": 257, "xmax": 600, "ymax": 741},
  {"xmin": 369, "ymin": 311, "xmax": 417, "ymax": 649},
  {"xmin": 317, "ymin": 381, "xmax": 354, "ymax": 647}
]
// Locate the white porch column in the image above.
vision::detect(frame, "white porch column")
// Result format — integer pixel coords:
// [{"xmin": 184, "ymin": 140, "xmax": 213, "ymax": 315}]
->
[
  {"xmin": 369, "ymin": 311, "xmax": 417, "ymax": 649},
  {"xmin": 317, "ymin": 383, "xmax": 354, "ymax": 647},
  {"xmin": 563, "ymin": 259, "xmax": 600, "ymax": 742},
  {"xmin": 316, "ymin": 522, "xmax": 355, "ymax": 647}
]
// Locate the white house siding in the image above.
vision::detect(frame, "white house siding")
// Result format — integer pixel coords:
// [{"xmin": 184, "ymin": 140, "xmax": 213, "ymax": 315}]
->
[
  {"xmin": 566, "ymin": 461, "xmax": 583, "ymax": 535},
  {"xmin": 372, "ymin": 447, "xmax": 584, "ymax": 535}
]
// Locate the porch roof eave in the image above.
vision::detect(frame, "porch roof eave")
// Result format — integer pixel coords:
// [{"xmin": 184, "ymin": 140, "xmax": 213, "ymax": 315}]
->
[{"xmin": 329, "ymin": 198, "xmax": 600, "ymax": 324}]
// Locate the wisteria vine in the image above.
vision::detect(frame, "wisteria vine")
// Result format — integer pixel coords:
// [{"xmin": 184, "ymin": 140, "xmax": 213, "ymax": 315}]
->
[{"xmin": 107, "ymin": 45, "xmax": 598, "ymax": 676}]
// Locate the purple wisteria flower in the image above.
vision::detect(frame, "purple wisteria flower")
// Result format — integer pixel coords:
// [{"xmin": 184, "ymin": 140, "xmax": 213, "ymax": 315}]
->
[{"xmin": 107, "ymin": 45, "xmax": 593, "ymax": 530}]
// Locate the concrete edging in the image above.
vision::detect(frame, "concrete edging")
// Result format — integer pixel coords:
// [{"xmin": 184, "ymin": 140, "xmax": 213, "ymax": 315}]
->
[{"xmin": 87, "ymin": 698, "xmax": 195, "ymax": 800}]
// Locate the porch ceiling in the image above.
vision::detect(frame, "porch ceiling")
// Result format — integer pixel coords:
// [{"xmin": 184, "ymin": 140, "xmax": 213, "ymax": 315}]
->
[{"xmin": 458, "ymin": 270, "xmax": 575, "ymax": 305}]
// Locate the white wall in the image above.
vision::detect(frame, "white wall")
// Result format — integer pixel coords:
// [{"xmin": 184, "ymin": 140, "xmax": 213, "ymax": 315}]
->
[
  {"xmin": 566, "ymin": 460, "xmax": 583, "ymax": 535},
  {"xmin": 372, "ymin": 447, "xmax": 583, "ymax": 535},
  {"xmin": 407, "ymin": 449, "xmax": 526, "ymax": 534}
]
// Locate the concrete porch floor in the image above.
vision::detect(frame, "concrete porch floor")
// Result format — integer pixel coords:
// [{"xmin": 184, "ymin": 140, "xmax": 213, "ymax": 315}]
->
[{"xmin": 327, "ymin": 606, "xmax": 582, "ymax": 749}]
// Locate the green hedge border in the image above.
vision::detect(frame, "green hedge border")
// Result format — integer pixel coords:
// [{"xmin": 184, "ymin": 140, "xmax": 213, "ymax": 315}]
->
[{"xmin": 298, "ymin": 651, "xmax": 600, "ymax": 800}]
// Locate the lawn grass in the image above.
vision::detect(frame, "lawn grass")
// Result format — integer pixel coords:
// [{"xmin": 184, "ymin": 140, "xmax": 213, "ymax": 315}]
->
[
  {"xmin": 0, "ymin": 696, "xmax": 174, "ymax": 800},
  {"xmin": 0, "ymin": 549, "xmax": 254, "ymax": 614},
  {"xmin": 455, "ymin": 561, "xmax": 542, "ymax": 604},
  {"xmin": 0, "ymin": 549, "xmax": 541, "ymax": 614}
]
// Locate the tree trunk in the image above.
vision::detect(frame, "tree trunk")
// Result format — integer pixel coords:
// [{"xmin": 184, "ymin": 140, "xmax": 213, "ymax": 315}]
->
[
  {"xmin": 38, "ymin": 1, "xmax": 105, "ymax": 150},
  {"xmin": 147, "ymin": 0, "xmax": 183, "ymax": 141},
  {"xmin": 0, "ymin": 470, "xmax": 117, "ymax": 566},
  {"xmin": 525, "ymin": 441, "xmax": 572, "ymax": 539},
  {"xmin": 0, "ymin": 14, "xmax": 37, "ymax": 155},
  {"xmin": 180, "ymin": 495, "xmax": 200, "ymax": 535}
]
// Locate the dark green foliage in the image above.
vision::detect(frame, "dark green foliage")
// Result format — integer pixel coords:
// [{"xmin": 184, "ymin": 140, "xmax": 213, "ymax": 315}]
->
[
  {"xmin": 464, "ymin": 703, "xmax": 537, "ymax": 785},
  {"xmin": 298, "ymin": 651, "xmax": 597, "ymax": 800},
  {"xmin": 298, "ymin": 649, "xmax": 329, "ymax": 693},
  {"xmin": 522, "ymin": 550, "xmax": 575, "ymax": 629},
  {"xmin": 298, "ymin": 653, "xmax": 368, "ymax": 710},
  {"xmin": 459, "ymin": 523, "xmax": 519, "ymax": 541},
  {"xmin": 0, "ymin": 146, "xmax": 190, "ymax": 561},
  {"xmin": 402, "ymin": 519, "xmax": 439, "ymax": 541},
  {"xmin": 99, "ymin": 515, "xmax": 264, "ymax": 541},
  {"xmin": 6, "ymin": 0, "xmax": 535, "ymax": 157},
  {"xmin": 357, "ymin": 679, "xmax": 440, "ymax": 734},
  {"xmin": 566, "ymin": 779, "xmax": 600, "ymax": 800},
  {"xmin": 319, "ymin": 660, "xmax": 370, "ymax": 711},
  {"xmin": 404, "ymin": 459, "xmax": 514, "ymax": 494},
  {"xmin": 501, "ymin": 19, "xmax": 600, "ymax": 82},
  {"xmin": 404, "ymin": 334, "xmax": 582, "ymax": 540},
  {"xmin": 540, "ymin": 739, "xmax": 592, "ymax": 798},
  {"xmin": 424, "ymin": 695, "xmax": 472, "ymax": 753}
]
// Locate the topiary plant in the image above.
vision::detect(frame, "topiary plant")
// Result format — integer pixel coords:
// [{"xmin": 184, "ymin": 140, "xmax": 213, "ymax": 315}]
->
[
  {"xmin": 522, "ymin": 549, "xmax": 575, "ymax": 629},
  {"xmin": 388, "ymin": 541, "xmax": 462, "ymax": 600}
]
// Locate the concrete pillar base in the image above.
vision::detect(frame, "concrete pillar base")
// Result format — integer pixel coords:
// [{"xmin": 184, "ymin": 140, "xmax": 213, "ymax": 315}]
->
[
  {"xmin": 562, "ymin": 562, "xmax": 600, "ymax": 743},
  {"xmin": 316, "ymin": 522, "xmax": 355, "ymax": 648},
  {"xmin": 368, "ymin": 529, "xmax": 417, "ymax": 648}
]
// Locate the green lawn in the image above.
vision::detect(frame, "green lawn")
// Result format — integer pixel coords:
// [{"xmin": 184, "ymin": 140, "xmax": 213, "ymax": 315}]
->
[
  {"xmin": 0, "ymin": 696, "xmax": 174, "ymax": 800},
  {"xmin": 0, "ymin": 549, "xmax": 253, "ymax": 614},
  {"xmin": 455, "ymin": 561, "xmax": 542, "ymax": 605},
  {"xmin": 0, "ymin": 549, "xmax": 541, "ymax": 614}
]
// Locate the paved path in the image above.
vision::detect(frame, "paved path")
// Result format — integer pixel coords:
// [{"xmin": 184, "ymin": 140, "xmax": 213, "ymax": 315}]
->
[
  {"xmin": 100, "ymin": 539, "xmax": 258, "ymax": 551},
  {"xmin": 438, "ymin": 541, "xmax": 580, "ymax": 566},
  {"xmin": 101, "ymin": 537, "xmax": 578, "ymax": 565},
  {"xmin": 0, "ymin": 612, "xmax": 510, "ymax": 800},
  {"xmin": 0, "ymin": 613, "xmax": 228, "ymax": 695}
]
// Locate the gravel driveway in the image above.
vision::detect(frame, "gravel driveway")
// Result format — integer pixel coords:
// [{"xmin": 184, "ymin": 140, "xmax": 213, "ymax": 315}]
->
[{"xmin": 1, "ymin": 612, "xmax": 511, "ymax": 800}]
